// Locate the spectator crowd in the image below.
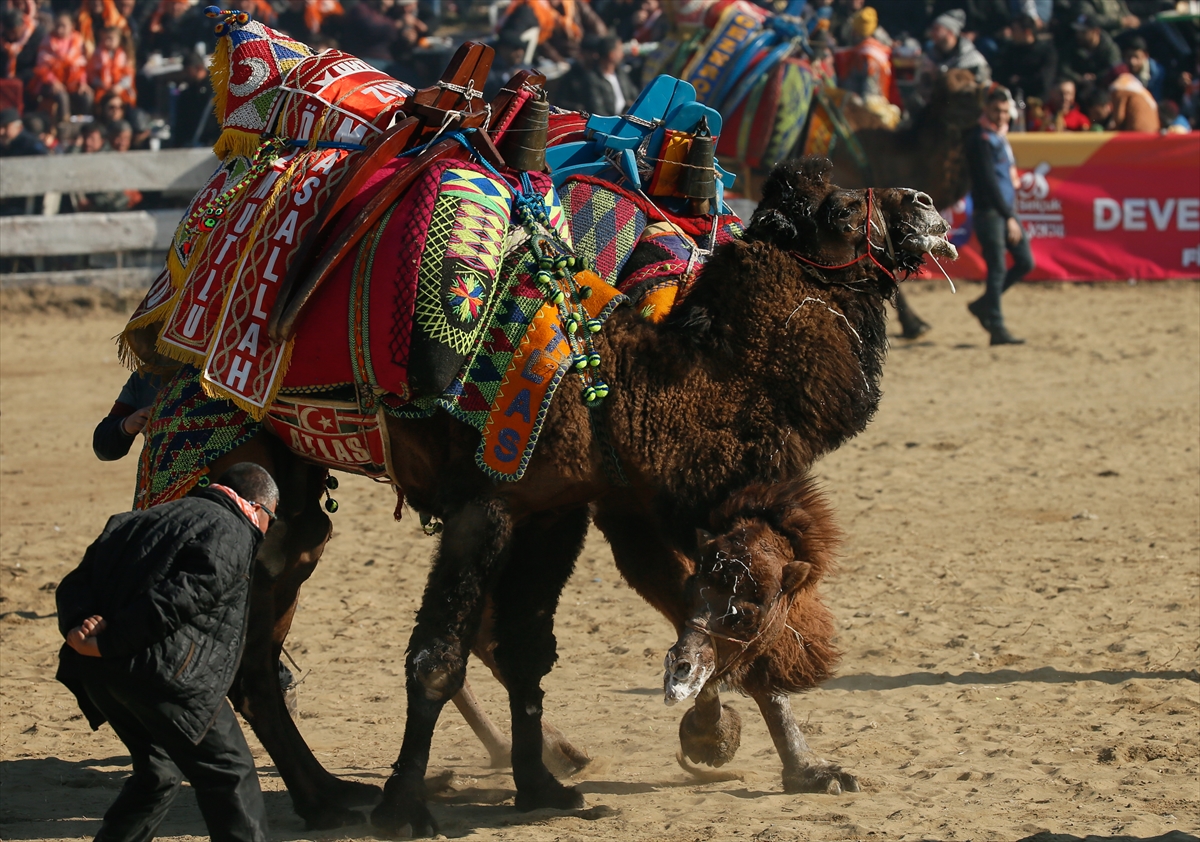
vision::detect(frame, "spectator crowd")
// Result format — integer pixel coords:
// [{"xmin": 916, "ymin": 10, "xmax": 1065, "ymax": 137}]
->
[{"xmin": 0, "ymin": 0, "xmax": 1196, "ymax": 176}]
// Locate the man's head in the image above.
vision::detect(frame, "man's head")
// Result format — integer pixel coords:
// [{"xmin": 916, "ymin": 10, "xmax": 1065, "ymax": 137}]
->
[
  {"xmin": 183, "ymin": 50, "xmax": 207, "ymax": 83},
  {"xmin": 1012, "ymin": 13, "xmax": 1037, "ymax": 45},
  {"xmin": 1083, "ymin": 86, "xmax": 1112, "ymax": 123},
  {"xmin": 216, "ymin": 463, "xmax": 280, "ymax": 533},
  {"xmin": 850, "ymin": 6, "xmax": 877, "ymax": 42},
  {"xmin": 100, "ymin": 93, "xmax": 126, "ymax": 123},
  {"xmin": 581, "ymin": 33, "xmax": 622, "ymax": 72},
  {"xmin": 1122, "ymin": 36, "xmax": 1148, "ymax": 75},
  {"xmin": 931, "ymin": 9, "xmax": 965, "ymax": 53},
  {"xmin": 984, "ymin": 85, "xmax": 1013, "ymax": 129},
  {"xmin": 1052, "ymin": 77, "xmax": 1076, "ymax": 109},
  {"xmin": 52, "ymin": 10, "xmax": 73, "ymax": 39},
  {"xmin": 109, "ymin": 119, "xmax": 132, "ymax": 151},
  {"xmin": 1073, "ymin": 14, "xmax": 1102, "ymax": 50},
  {"xmin": 99, "ymin": 25, "xmax": 122, "ymax": 53},
  {"xmin": 81, "ymin": 122, "xmax": 106, "ymax": 152},
  {"xmin": 1, "ymin": 9, "xmax": 25, "ymax": 44}
]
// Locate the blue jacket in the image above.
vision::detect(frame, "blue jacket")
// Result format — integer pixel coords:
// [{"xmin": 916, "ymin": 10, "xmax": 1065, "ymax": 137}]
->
[{"xmin": 966, "ymin": 123, "xmax": 1016, "ymax": 219}]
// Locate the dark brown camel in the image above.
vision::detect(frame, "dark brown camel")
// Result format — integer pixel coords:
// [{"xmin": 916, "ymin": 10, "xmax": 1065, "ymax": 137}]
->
[
  {"xmin": 827, "ymin": 68, "xmax": 983, "ymax": 339},
  {"xmin": 365, "ymin": 158, "xmax": 955, "ymax": 834},
  {"xmin": 186, "ymin": 157, "xmax": 955, "ymax": 832}
]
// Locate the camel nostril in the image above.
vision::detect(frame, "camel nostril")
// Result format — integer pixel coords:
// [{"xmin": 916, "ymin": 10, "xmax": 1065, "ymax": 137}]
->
[
  {"xmin": 915, "ymin": 192, "xmax": 934, "ymax": 209},
  {"xmin": 672, "ymin": 660, "xmax": 693, "ymax": 680}
]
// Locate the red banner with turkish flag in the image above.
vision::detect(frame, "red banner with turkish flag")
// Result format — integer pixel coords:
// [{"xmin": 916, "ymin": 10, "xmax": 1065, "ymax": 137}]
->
[{"xmin": 931, "ymin": 133, "xmax": 1200, "ymax": 282}]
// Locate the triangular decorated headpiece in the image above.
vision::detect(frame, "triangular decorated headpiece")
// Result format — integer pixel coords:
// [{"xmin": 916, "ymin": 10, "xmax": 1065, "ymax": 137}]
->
[{"xmin": 204, "ymin": 6, "xmax": 314, "ymax": 160}]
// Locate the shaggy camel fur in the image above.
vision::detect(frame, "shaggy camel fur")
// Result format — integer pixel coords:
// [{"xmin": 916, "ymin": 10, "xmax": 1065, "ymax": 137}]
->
[{"xmin": 366, "ymin": 158, "xmax": 955, "ymax": 834}]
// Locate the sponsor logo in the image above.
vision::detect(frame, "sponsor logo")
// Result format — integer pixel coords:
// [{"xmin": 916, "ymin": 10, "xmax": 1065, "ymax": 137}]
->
[
  {"xmin": 1093, "ymin": 198, "xmax": 1200, "ymax": 232},
  {"xmin": 1016, "ymin": 162, "xmax": 1064, "ymax": 239},
  {"xmin": 1183, "ymin": 246, "xmax": 1200, "ymax": 269}
]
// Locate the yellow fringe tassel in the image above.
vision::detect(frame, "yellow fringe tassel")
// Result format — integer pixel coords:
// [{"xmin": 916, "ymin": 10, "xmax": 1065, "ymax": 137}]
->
[
  {"xmin": 213, "ymin": 128, "xmax": 262, "ymax": 163},
  {"xmin": 209, "ymin": 33, "xmax": 230, "ymax": 133}
]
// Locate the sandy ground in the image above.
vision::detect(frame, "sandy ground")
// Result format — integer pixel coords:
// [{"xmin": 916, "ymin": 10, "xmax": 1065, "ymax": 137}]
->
[{"xmin": 1, "ymin": 280, "xmax": 1198, "ymax": 842}]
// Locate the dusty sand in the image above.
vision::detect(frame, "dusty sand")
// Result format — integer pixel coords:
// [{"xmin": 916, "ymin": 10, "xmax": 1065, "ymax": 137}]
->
[{"xmin": 1, "ymin": 280, "xmax": 1197, "ymax": 842}]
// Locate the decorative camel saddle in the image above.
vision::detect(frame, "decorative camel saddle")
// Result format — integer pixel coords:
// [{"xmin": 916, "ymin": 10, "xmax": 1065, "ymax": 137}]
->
[{"xmin": 120, "ymin": 7, "xmax": 741, "ymax": 507}]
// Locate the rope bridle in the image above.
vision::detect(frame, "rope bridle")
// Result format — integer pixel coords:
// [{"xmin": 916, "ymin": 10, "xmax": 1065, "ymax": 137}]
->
[
  {"xmin": 682, "ymin": 586, "xmax": 796, "ymax": 683},
  {"xmin": 786, "ymin": 188, "xmax": 896, "ymax": 282}
]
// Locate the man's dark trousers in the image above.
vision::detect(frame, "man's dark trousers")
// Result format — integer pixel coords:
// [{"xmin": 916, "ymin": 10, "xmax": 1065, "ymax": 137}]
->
[
  {"xmin": 974, "ymin": 208, "xmax": 1034, "ymax": 327},
  {"xmin": 82, "ymin": 664, "xmax": 267, "ymax": 842}
]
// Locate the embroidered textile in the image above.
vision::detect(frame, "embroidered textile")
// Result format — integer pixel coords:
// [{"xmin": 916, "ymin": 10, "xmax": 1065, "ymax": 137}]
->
[
  {"xmin": 135, "ymin": 364, "xmax": 260, "ymax": 510},
  {"xmin": 264, "ymin": 397, "xmax": 390, "ymax": 478},
  {"xmin": 560, "ymin": 178, "xmax": 646, "ymax": 285}
]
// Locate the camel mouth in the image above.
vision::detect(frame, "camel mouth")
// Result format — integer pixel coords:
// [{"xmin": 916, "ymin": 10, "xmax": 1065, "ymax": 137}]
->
[
  {"xmin": 901, "ymin": 233, "xmax": 958, "ymax": 261},
  {"xmin": 663, "ymin": 650, "xmax": 715, "ymax": 706}
]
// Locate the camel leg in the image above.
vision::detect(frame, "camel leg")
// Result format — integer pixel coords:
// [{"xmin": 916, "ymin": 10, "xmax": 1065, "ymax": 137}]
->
[
  {"xmin": 678, "ymin": 683, "xmax": 742, "ymax": 767},
  {"xmin": 220, "ymin": 443, "xmax": 382, "ymax": 828},
  {"xmin": 373, "ymin": 496, "xmax": 512, "ymax": 837},
  {"xmin": 491, "ymin": 506, "xmax": 589, "ymax": 811},
  {"xmin": 894, "ymin": 290, "xmax": 931, "ymax": 339},
  {"xmin": 450, "ymin": 678, "xmax": 511, "ymax": 768},
  {"xmin": 751, "ymin": 691, "xmax": 860, "ymax": 795},
  {"xmin": 472, "ymin": 602, "xmax": 591, "ymax": 773}
]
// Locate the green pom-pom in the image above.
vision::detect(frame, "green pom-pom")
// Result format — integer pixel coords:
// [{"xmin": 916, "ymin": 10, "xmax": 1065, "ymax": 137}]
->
[
  {"xmin": 574, "ymin": 356, "xmax": 589, "ymax": 370},
  {"xmin": 325, "ymin": 498, "xmax": 339, "ymax": 513},
  {"xmin": 579, "ymin": 286, "xmax": 593, "ymax": 299},
  {"xmin": 587, "ymin": 319, "xmax": 603, "ymax": 334},
  {"xmin": 594, "ymin": 382, "xmax": 610, "ymax": 398},
  {"xmin": 567, "ymin": 319, "xmax": 578, "ymax": 335},
  {"xmin": 582, "ymin": 386, "xmax": 597, "ymax": 403},
  {"xmin": 535, "ymin": 271, "xmax": 553, "ymax": 285},
  {"xmin": 552, "ymin": 290, "xmax": 566, "ymax": 305},
  {"xmin": 588, "ymin": 353, "xmax": 601, "ymax": 368},
  {"xmin": 325, "ymin": 476, "xmax": 339, "ymax": 490}
]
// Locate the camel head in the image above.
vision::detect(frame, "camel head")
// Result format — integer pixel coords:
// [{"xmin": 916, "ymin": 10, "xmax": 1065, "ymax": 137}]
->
[
  {"xmin": 930, "ymin": 67, "xmax": 985, "ymax": 130},
  {"xmin": 663, "ymin": 478, "xmax": 839, "ymax": 705},
  {"xmin": 744, "ymin": 156, "xmax": 956, "ymax": 297}
]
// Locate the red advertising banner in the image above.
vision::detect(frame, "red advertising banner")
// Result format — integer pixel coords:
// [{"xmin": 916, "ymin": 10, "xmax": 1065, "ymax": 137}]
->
[{"xmin": 931, "ymin": 133, "xmax": 1200, "ymax": 281}]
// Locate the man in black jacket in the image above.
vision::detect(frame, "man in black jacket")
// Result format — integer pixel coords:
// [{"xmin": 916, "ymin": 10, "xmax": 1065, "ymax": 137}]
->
[
  {"xmin": 56, "ymin": 463, "xmax": 278, "ymax": 842},
  {"xmin": 552, "ymin": 33, "xmax": 637, "ymax": 116}
]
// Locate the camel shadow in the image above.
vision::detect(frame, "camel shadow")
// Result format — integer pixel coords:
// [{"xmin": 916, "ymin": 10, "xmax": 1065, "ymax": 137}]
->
[{"xmin": 823, "ymin": 667, "xmax": 1200, "ymax": 691}]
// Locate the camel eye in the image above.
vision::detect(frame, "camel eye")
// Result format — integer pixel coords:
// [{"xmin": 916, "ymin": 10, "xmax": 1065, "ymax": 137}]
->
[{"xmin": 722, "ymin": 604, "xmax": 760, "ymax": 632}]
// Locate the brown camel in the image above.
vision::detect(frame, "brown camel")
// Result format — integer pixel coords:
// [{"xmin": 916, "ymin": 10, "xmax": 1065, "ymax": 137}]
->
[
  {"xmin": 171, "ymin": 158, "xmax": 955, "ymax": 832},
  {"xmin": 827, "ymin": 68, "xmax": 983, "ymax": 339}
]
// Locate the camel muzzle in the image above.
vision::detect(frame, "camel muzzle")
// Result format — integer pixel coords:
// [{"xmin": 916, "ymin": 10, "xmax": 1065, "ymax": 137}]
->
[{"xmin": 663, "ymin": 628, "xmax": 716, "ymax": 706}]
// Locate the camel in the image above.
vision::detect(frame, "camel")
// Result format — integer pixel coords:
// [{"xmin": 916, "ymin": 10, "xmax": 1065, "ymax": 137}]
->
[
  {"xmin": 826, "ymin": 68, "xmax": 984, "ymax": 339},
  {"xmin": 362, "ymin": 158, "xmax": 956, "ymax": 834},
  {"xmin": 138, "ymin": 156, "xmax": 954, "ymax": 832}
]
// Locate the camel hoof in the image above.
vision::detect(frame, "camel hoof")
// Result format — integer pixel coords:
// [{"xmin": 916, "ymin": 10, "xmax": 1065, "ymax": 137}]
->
[
  {"xmin": 333, "ymin": 778, "xmax": 384, "ymax": 809},
  {"xmin": 783, "ymin": 761, "xmax": 860, "ymax": 795},
  {"xmin": 679, "ymin": 702, "xmax": 742, "ymax": 767},
  {"xmin": 371, "ymin": 795, "xmax": 438, "ymax": 838},
  {"xmin": 514, "ymin": 781, "xmax": 585, "ymax": 812}
]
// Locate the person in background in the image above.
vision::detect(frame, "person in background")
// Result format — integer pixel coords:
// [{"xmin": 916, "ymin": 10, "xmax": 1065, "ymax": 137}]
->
[
  {"xmin": 1059, "ymin": 13, "xmax": 1120, "ymax": 85},
  {"xmin": 98, "ymin": 91, "xmax": 149, "ymax": 147},
  {"xmin": 965, "ymin": 85, "xmax": 1033, "ymax": 346},
  {"xmin": 837, "ymin": 7, "xmax": 901, "ymax": 106},
  {"xmin": 1158, "ymin": 99, "xmax": 1191, "ymax": 133},
  {"xmin": 484, "ymin": 28, "xmax": 532, "ymax": 100},
  {"xmin": 274, "ymin": 0, "xmax": 345, "ymax": 43},
  {"xmin": 108, "ymin": 116, "xmax": 134, "ymax": 153},
  {"xmin": 94, "ymin": 370, "xmax": 163, "ymax": 462},
  {"xmin": 29, "ymin": 10, "xmax": 92, "ymax": 121},
  {"xmin": 0, "ymin": 104, "xmax": 46, "ymax": 155},
  {"xmin": 55, "ymin": 462, "xmax": 277, "ymax": 842},
  {"xmin": 930, "ymin": 0, "xmax": 1012, "ymax": 60},
  {"xmin": 552, "ymin": 32, "xmax": 635, "ymax": 116},
  {"xmin": 1, "ymin": 0, "xmax": 43, "ymax": 90},
  {"xmin": 1043, "ymin": 76, "xmax": 1091, "ymax": 129},
  {"xmin": 994, "ymin": 13, "xmax": 1057, "ymax": 100},
  {"xmin": 86, "ymin": 24, "xmax": 135, "ymax": 108},
  {"xmin": 1100, "ymin": 68, "xmax": 1159, "ymax": 130},
  {"xmin": 923, "ymin": 9, "xmax": 992, "ymax": 87},
  {"xmin": 339, "ymin": 0, "xmax": 405, "ymax": 70},
  {"xmin": 172, "ymin": 50, "xmax": 217, "ymax": 149},
  {"xmin": 77, "ymin": 0, "xmax": 129, "ymax": 59},
  {"xmin": 1111, "ymin": 36, "xmax": 1163, "ymax": 101},
  {"xmin": 22, "ymin": 110, "xmax": 56, "ymax": 151},
  {"xmin": 1065, "ymin": 0, "xmax": 1138, "ymax": 37}
]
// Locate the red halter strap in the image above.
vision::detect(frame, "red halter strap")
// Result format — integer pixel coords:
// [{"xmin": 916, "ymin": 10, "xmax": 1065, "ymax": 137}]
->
[{"xmin": 786, "ymin": 188, "xmax": 896, "ymax": 281}]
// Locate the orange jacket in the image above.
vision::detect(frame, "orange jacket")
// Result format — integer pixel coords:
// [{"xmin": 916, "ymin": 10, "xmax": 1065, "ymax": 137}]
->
[
  {"xmin": 77, "ymin": 0, "xmax": 129, "ymax": 58},
  {"xmin": 87, "ymin": 45, "xmax": 135, "ymax": 106},
  {"xmin": 30, "ymin": 31, "xmax": 87, "ymax": 94}
]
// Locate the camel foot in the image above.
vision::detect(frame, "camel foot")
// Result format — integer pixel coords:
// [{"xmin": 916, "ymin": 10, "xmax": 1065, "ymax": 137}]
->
[
  {"xmin": 679, "ymin": 702, "xmax": 742, "ymax": 767},
  {"xmin": 542, "ymin": 730, "xmax": 592, "ymax": 778},
  {"xmin": 296, "ymin": 778, "xmax": 381, "ymax": 829},
  {"xmin": 899, "ymin": 318, "xmax": 932, "ymax": 340},
  {"xmin": 514, "ymin": 779, "xmax": 585, "ymax": 812},
  {"xmin": 783, "ymin": 760, "xmax": 860, "ymax": 795},
  {"xmin": 371, "ymin": 779, "xmax": 438, "ymax": 838}
]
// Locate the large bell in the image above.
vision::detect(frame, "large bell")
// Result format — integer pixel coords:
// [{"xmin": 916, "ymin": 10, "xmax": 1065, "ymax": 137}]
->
[
  {"xmin": 499, "ymin": 88, "xmax": 549, "ymax": 173},
  {"xmin": 681, "ymin": 116, "xmax": 717, "ymax": 215}
]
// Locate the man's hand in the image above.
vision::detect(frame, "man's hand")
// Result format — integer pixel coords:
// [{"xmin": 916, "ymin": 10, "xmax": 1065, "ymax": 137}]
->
[
  {"xmin": 66, "ymin": 615, "xmax": 106, "ymax": 657},
  {"xmin": 1006, "ymin": 217, "xmax": 1023, "ymax": 246},
  {"xmin": 121, "ymin": 407, "xmax": 153, "ymax": 436}
]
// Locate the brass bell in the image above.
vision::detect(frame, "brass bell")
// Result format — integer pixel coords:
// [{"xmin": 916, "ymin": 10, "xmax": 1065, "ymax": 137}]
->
[
  {"xmin": 681, "ymin": 116, "xmax": 717, "ymax": 215},
  {"xmin": 499, "ymin": 88, "xmax": 549, "ymax": 173}
]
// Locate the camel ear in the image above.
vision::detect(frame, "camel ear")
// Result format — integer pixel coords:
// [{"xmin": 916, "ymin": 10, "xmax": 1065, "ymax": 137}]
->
[
  {"xmin": 781, "ymin": 561, "xmax": 812, "ymax": 593},
  {"xmin": 695, "ymin": 528, "xmax": 715, "ymax": 547}
]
